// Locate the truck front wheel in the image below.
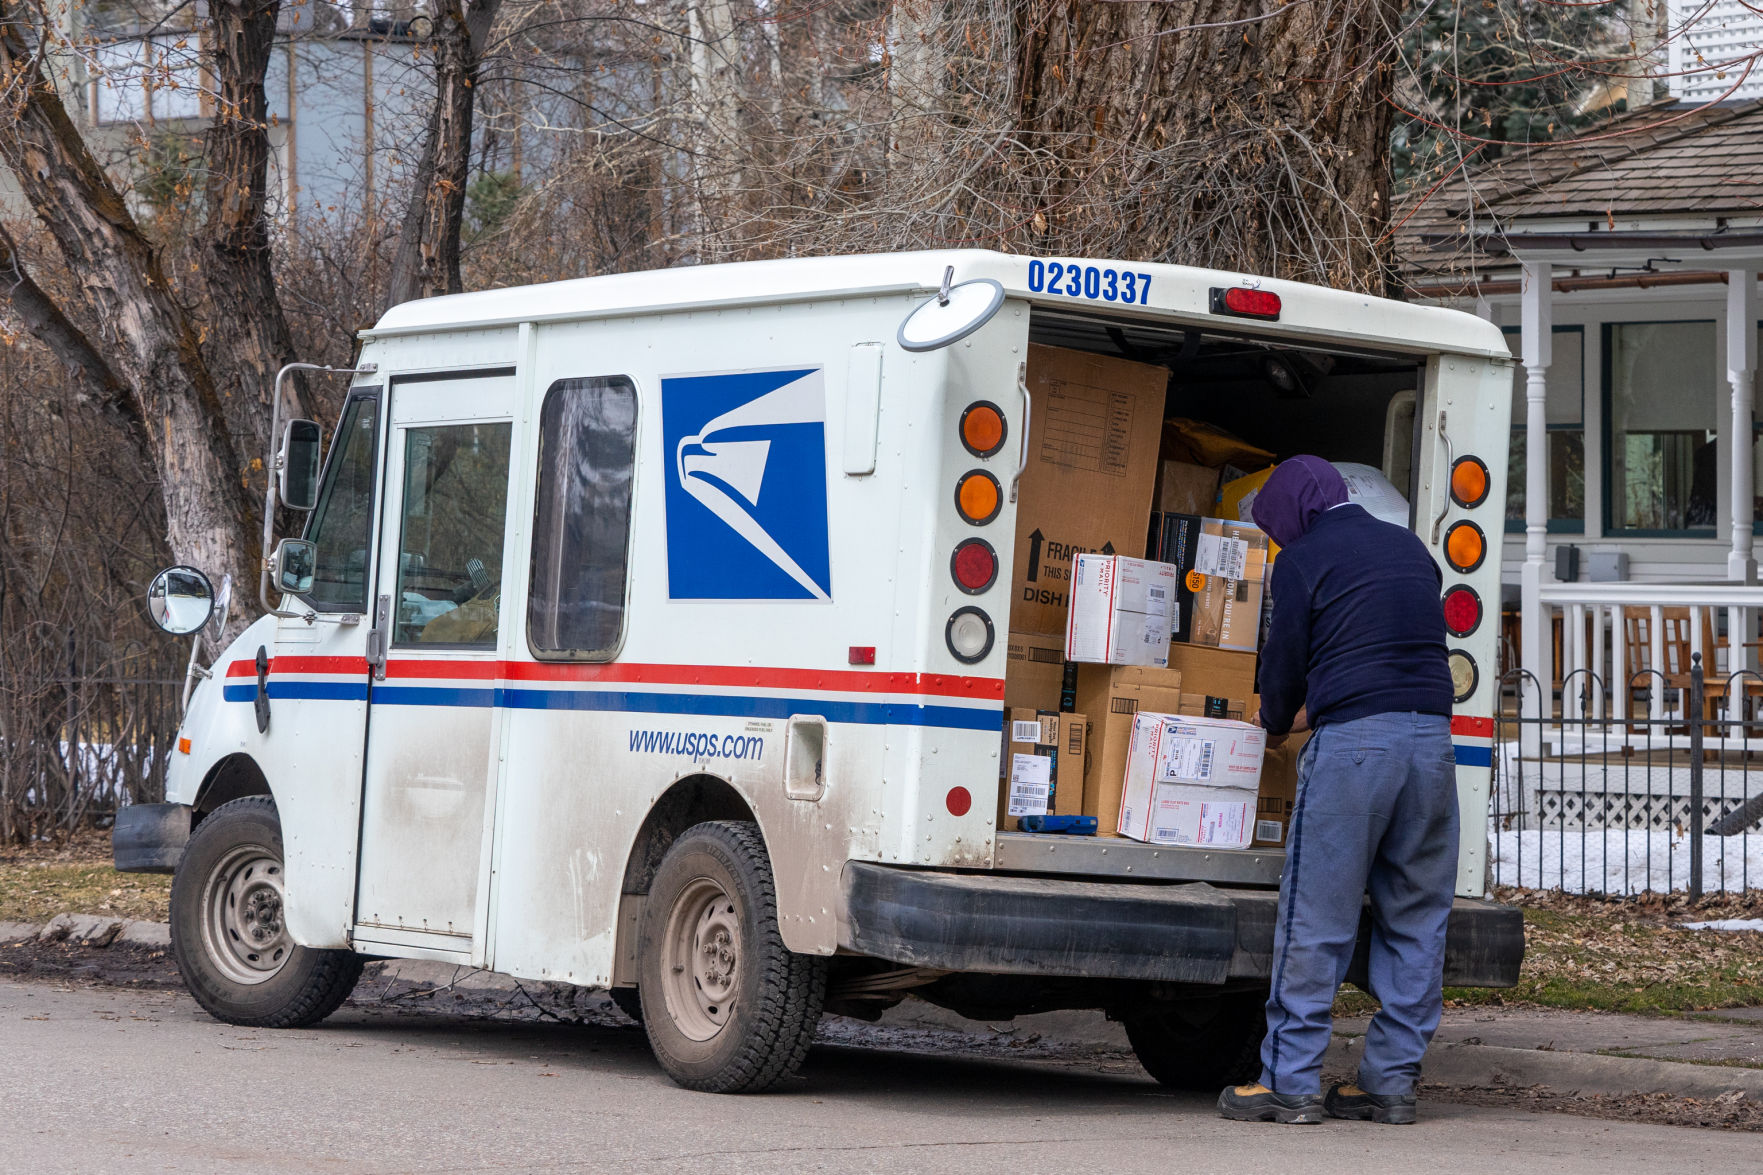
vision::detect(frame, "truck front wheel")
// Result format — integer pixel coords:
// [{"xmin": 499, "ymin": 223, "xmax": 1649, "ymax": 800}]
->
[
  {"xmin": 169, "ymin": 796, "xmax": 364, "ymax": 1028},
  {"xmin": 1123, "ymin": 990, "xmax": 1268, "ymax": 1089},
  {"xmin": 637, "ymin": 821, "xmax": 827, "ymax": 1092}
]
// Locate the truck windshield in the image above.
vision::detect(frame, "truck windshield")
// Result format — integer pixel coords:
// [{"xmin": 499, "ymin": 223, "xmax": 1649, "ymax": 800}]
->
[{"xmin": 302, "ymin": 392, "xmax": 379, "ymax": 611}]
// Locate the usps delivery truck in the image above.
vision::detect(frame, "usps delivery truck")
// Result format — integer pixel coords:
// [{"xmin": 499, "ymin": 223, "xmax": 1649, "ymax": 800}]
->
[{"xmin": 115, "ymin": 250, "xmax": 1522, "ymax": 1092}]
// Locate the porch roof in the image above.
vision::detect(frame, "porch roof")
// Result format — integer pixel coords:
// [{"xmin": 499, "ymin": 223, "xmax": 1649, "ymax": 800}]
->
[{"xmin": 1397, "ymin": 98, "xmax": 1763, "ymax": 292}]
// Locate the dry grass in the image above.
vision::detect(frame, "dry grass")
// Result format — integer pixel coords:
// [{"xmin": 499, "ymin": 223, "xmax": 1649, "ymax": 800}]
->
[{"xmin": 0, "ymin": 829, "xmax": 170, "ymax": 924}]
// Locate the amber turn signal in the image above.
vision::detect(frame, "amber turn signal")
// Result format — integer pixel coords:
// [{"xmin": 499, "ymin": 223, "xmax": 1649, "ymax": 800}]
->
[
  {"xmin": 1450, "ymin": 455, "xmax": 1490, "ymax": 508},
  {"xmin": 1444, "ymin": 520, "xmax": 1487, "ymax": 573},
  {"xmin": 960, "ymin": 401, "xmax": 1007, "ymax": 458},
  {"xmin": 955, "ymin": 470, "xmax": 1002, "ymax": 525}
]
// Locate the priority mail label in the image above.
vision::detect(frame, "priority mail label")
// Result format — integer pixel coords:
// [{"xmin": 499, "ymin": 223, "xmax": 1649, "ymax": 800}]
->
[{"xmin": 1156, "ymin": 731, "xmax": 1216, "ymax": 783}]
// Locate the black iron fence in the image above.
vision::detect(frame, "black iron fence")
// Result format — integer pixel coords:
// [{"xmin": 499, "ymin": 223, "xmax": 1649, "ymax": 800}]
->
[
  {"xmin": 1493, "ymin": 657, "xmax": 1763, "ymax": 899},
  {"xmin": 0, "ymin": 636, "xmax": 184, "ymax": 841}
]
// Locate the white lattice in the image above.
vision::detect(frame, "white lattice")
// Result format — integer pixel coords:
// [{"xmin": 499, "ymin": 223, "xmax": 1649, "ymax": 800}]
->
[
  {"xmin": 1535, "ymin": 788, "xmax": 1763, "ymax": 831},
  {"xmin": 1669, "ymin": 0, "xmax": 1763, "ymax": 103}
]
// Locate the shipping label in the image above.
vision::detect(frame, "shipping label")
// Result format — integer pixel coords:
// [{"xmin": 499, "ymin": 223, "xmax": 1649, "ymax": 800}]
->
[
  {"xmin": 1008, "ymin": 753, "xmax": 1053, "ymax": 816},
  {"xmin": 1195, "ymin": 533, "xmax": 1249, "ymax": 580},
  {"xmin": 1156, "ymin": 729, "xmax": 1216, "ymax": 783}
]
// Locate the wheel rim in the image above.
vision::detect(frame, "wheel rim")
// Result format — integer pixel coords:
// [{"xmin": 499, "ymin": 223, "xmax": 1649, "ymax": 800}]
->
[
  {"xmin": 200, "ymin": 843, "xmax": 291, "ymax": 985},
  {"xmin": 659, "ymin": 875, "xmax": 742, "ymax": 1042}
]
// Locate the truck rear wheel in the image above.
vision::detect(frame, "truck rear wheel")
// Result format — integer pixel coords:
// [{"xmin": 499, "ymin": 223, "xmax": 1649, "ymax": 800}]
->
[
  {"xmin": 1123, "ymin": 990, "xmax": 1268, "ymax": 1089},
  {"xmin": 637, "ymin": 820, "xmax": 827, "ymax": 1092},
  {"xmin": 169, "ymin": 796, "xmax": 364, "ymax": 1028}
]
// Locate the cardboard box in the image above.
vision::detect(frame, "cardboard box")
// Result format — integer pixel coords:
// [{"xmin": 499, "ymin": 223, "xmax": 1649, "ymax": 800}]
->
[
  {"xmin": 1253, "ymin": 730, "xmax": 1310, "ymax": 848},
  {"xmin": 1165, "ymin": 643, "xmax": 1258, "ymax": 713},
  {"xmin": 1004, "ymin": 631, "xmax": 1070, "ymax": 712},
  {"xmin": 1117, "ymin": 712, "xmax": 1266, "ymax": 848},
  {"xmin": 1073, "ymin": 664, "xmax": 1184, "ymax": 836},
  {"xmin": 1066, "ymin": 554, "xmax": 1177, "ymax": 667},
  {"xmin": 1155, "ymin": 460, "xmax": 1222, "ymax": 518},
  {"xmin": 1009, "ymin": 344, "xmax": 1165, "ymax": 635},
  {"xmin": 1164, "ymin": 515, "xmax": 1268, "ymax": 651},
  {"xmin": 999, "ymin": 708, "xmax": 1087, "ymax": 828}
]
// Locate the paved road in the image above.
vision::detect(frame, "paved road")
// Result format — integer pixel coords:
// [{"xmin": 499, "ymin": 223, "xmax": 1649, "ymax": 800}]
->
[{"xmin": 3, "ymin": 978, "xmax": 1758, "ymax": 1175}]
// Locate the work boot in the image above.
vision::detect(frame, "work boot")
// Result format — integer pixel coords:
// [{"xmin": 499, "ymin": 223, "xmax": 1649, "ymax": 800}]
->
[
  {"xmin": 1325, "ymin": 1083, "xmax": 1419, "ymax": 1125},
  {"xmin": 1216, "ymin": 1083, "xmax": 1324, "ymax": 1124}
]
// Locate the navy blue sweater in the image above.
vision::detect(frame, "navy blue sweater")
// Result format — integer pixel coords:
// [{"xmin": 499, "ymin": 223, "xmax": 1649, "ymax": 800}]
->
[{"xmin": 1257, "ymin": 504, "xmax": 1454, "ymax": 735}]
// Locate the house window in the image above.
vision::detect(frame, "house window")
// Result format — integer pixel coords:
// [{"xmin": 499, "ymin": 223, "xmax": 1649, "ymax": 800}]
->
[
  {"xmin": 1605, "ymin": 321, "xmax": 1718, "ymax": 535},
  {"xmin": 1503, "ymin": 326, "xmax": 1585, "ymax": 534}
]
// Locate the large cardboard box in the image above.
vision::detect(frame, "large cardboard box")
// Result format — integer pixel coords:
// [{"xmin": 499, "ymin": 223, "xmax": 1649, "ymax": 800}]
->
[
  {"xmin": 1117, "ymin": 712, "xmax": 1266, "ymax": 848},
  {"xmin": 999, "ymin": 709, "xmax": 1087, "ymax": 828},
  {"xmin": 1066, "ymin": 554, "xmax": 1177, "ymax": 667},
  {"xmin": 1252, "ymin": 730, "xmax": 1310, "ymax": 848},
  {"xmin": 1004, "ymin": 631, "xmax": 1070, "ymax": 712},
  {"xmin": 1165, "ymin": 644, "xmax": 1257, "ymax": 715},
  {"xmin": 1073, "ymin": 664, "xmax": 1184, "ymax": 836},
  {"xmin": 1155, "ymin": 460, "xmax": 1222, "ymax": 518},
  {"xmin": 1164, "ymin": 515, "xmax": 1268, "ymax": 652},
  {"xmin": 1009, "ymin": 344, "xmax": 1166, "ymax": 635}
]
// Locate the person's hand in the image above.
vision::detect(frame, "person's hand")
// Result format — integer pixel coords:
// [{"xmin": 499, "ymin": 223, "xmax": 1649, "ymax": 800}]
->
[
  {"xmin": 1291, "ymin": 706, "xmax": 1310, "ymax": 734},
  {"xmin": 1265, "ymin": 731, "xmax": 1289, "ymax": 750}
]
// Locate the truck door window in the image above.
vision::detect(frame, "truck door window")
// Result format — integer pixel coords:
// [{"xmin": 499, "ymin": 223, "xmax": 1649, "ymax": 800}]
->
[
  {"xmin": 528, "ymin": 376, "xmax": 638, "ymax": 659},
  {"xmin": 301, "ymin": 391, "xmax": 379, "ymax": 611},
  {"xmin": 392, "ymin": 421, "xmax": 513, "ymax": 647}
]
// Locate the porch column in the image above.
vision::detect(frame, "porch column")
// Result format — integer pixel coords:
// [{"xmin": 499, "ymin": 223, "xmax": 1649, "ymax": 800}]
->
[
  {"xmin": 1520, "ymin": 260, "xmax": 1552, "ymax": 753},
  {"xmin": 1730, "ymin": 268, "xmax": 1758, "ymax": 584}
]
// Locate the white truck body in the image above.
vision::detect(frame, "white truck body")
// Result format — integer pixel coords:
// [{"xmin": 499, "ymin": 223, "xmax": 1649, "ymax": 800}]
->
[{"xmin": 153, "ymin": 249, "xmax": 1515, "ymax": 995}]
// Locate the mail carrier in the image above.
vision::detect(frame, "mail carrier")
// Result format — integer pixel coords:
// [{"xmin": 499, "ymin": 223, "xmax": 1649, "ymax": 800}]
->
[{"xmin": 115, "ymin": 250, "xmax": 1523, "ymax": 1093}]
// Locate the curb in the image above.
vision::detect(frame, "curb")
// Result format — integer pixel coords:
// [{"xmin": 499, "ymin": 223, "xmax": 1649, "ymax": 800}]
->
[
  {"xmin": 1, "ymin": 915, "xmax": 170, "ymax": 949},
  {"xmin": 1327, "ymin": 1033, "xmax": 1763, "ymax": 1100}
]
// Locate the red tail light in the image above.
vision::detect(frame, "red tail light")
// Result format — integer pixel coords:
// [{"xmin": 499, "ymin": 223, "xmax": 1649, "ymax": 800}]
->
[
  {"xmin": 1443, "ymin": 585, "xmax": 1482, "ymax": 637},
  {"xmin": 1210, "ymin": 286, "xmax": 1281, "ymax": 320},
  {"xmin": 952, "ymin": 539, "xmax": 999, "ymax": 593}
]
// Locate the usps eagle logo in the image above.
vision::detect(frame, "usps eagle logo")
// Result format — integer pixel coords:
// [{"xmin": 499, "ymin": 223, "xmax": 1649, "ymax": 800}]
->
[{"xmin": 661, "ymin": 367, "xmax": 832, "ymax": 601}]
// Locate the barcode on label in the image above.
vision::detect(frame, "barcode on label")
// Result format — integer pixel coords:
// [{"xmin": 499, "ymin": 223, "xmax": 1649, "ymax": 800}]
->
[
  {"xmin": 1148, "ymin": 586, "xmax": 1167, "ymax": 600},
  {"xmin": 1255, "ymin": 820, "xmax": 1284, "ymax": 843},
  {"xmin": 1195, "ymin": 533, "xmax": 1249, "ymax": 580},
  {"xmin": 1011, "ymin": 721, "xmax": 1043, "ymax": 743}
]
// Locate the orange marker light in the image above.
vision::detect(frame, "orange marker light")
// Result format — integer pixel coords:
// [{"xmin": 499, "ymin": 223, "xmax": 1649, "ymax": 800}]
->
[
  {"xmin": 960, "ymin": 402, "xmax": 1007, "ymax": 457},
  {"xmin": 1444, "ymin": 520, "xmax": 1487, "ymax": 573},
  {"xmin": 955, "ymin": 470, "xmax": 1002, "ymax": 525},
  {"xmin": 178, "ymin": 737, "xmax": 192, "ymax": 755},
  {"xmin": 1450, "ymin": 455, "xmax": 1490, "ymax": 508}
]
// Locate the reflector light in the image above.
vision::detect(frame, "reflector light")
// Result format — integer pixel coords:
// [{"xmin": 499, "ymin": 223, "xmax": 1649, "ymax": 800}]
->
[
  {"xmin": 945, "ymin": 606, "xmax": 995, "ymax": 663},
  {"xmin": 955, "ymin": 470, "xmax": 1002, "ymax": 525},
  {"xmin": 1444, "ymin": 520, "xmax": 1487, "ymax": 573},
  {"xmin": 1448, "ymin": 650, "xmax": 1479, "ymax": 703},
  {"xmin": 177, "ymin": 736, "xmax": 192, "ymax": 755},
  {"xmin": 1450, "ymin": 455, "xmax": 1490, "ymax": 508},
  {"xmin": 959, "ymin": 401, "xmax": 1007, "ymax": 458},
  {"xmin": 945, "ymin": 786, "xmax": 973, "ymax": 817},
  {"xmin": 848, "ymin": 646, "xmax": 876, "ymax": 665},
  {"xmin": 951, "ymin": 538, "xmax": 999, "ymax": 594},
  {"xmin": 1210, "ymin": 286, "xmax": 1282, "ymax": 320},
  {"xmin": 1442, "ymin": 585, "xmax": 1482, "ymax": 637}
]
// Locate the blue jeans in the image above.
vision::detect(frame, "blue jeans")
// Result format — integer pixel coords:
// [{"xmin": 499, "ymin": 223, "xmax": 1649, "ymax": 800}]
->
[{"xmin": 1259, "ymin": 711, "xmax": 1460, "ymax": 1096}]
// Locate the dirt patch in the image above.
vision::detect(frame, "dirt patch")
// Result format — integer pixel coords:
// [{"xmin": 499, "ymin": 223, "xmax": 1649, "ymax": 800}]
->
[
  {"xmin": 1433, "ymin": 1083, "xmax": 1763, "ymax": 1132},
  {"xmin": 0, "ymin": 935, "xmax": 180, "ymax": 989},
  {"xmin": 0, "ymin": 828, "xmax": 170, "ymax": 924}
]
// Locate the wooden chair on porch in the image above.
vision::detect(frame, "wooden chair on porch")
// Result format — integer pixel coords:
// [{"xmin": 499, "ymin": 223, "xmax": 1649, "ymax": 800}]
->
[{"xmin": 1619, "ymin": 607, "xmax": 1757, "ymax": 736}]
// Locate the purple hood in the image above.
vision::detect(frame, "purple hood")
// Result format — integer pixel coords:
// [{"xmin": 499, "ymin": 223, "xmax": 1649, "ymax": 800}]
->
[{"xmin": 1250, "ymin": 455, "xmax": 1348, "ymax": 547}]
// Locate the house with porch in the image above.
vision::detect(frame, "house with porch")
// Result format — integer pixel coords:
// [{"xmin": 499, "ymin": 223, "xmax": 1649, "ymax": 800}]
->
[{"xmin": 1401, "ymin": 86, "xmax": 1763, "ymax": 855}]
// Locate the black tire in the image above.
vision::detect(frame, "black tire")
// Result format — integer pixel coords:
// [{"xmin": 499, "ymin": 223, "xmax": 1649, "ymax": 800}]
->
[
  {"xmin": 170, "ymin": 796, "xmax": 364, "ymax": 1028},
  {"xmin": 609, "ymin": 986, "xmax": 644, "ymax": 1025},
  {"xmin": 637, "ymin": 820, "xmax": 827, "ymax": 1093},
  {"xmin": 1124, "ymin": 990, "xmax": 1269, "ymax": 1089}
]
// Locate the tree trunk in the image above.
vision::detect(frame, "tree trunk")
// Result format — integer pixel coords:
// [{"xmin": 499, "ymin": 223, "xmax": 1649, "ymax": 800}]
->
[
  {"xmin": 201, "ymin": 0, "xmax": 311, "ymax": 454},
  {"xmin": 0, "ymin": 3, "xmax": 257, "ymax": 601},
  {"xmin": 1007, "ymin": 0, "xmax": 1404, "ymax": 292},
  {"xmin": 387, "ymin": 0, "xmax": 501, "ymax": 306}
]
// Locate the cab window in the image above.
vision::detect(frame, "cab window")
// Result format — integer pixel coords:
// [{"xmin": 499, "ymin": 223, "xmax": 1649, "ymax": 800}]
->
[
  {"xmin": 301, "ymin": 391, "xmax": 380, "ymax": 611},
  {"xmin": 392, "ymin": 422, "xmax": 513, "ymax": 647}
]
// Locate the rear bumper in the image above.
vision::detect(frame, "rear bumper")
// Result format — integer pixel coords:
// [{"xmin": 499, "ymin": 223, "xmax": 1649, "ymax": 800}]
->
[
  {"xmin": 841, "ymin": 861, "xmax": 1523, "ymax": 988},
  {"xmin": 112, "ymin": 803, "xmax": 191, "ymax": 874}
]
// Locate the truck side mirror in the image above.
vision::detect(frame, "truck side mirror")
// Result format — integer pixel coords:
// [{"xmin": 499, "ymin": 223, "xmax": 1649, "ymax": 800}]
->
[
  {"xmin": 279, "ymin": 419, "xmax": 323, "ymax": 511},
  {"xmin": 271, "ymin": 538, "xmax": 318, "ymax": 596},
  {"xmin": 146, "ymin": 565, "xmax": 215, "ymax": 636}
]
